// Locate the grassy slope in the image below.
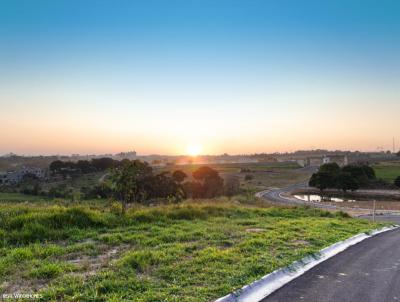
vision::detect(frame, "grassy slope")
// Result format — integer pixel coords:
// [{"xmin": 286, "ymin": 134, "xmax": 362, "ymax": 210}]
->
[
  {"xmin": 161, "ymin": 161, "xmax": 310, "ymax": 194},
  {"xmin": 0, "ymin": 200, "xmax": 383, "ymax": 302},
  {"xmin": 0, "ymin": 192, "xmax": 49, "ymax": 202},
  {"xmin": 372, "ymin": 161, "xmax": 400, "ymax": 183}
]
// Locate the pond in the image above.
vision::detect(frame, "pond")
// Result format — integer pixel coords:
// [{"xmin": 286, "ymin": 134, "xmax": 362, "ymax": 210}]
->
[{"xmin": 294, "ymin": 194, "xmax": 356, "ymax": 203}]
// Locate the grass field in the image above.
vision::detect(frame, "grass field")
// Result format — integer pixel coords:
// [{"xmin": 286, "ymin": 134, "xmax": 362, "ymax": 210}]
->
[
  {"xmin": 161, "ymin": 161, "xmax": 310, "ymax": 194},
  {"xmin": 372, "ymin": 161, "xmax": 400, "ymax": 183},
  {"xmin": 0, "ymin": 200, "xmax": 383, "ymax": 301},
  {"xmin": 0, "ymin": 192, "xmax": 49, "ymax": 203}
]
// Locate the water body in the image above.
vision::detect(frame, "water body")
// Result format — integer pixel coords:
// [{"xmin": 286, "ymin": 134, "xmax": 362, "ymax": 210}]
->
[{"xmin": 294, "ymin": 194, "xmax": 356, "ymax": 203}]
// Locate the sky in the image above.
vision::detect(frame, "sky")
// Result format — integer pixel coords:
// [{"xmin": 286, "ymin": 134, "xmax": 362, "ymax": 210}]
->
[{"xmin": 0, "ymin": 0, "xmax": 399, "ymax": 155}]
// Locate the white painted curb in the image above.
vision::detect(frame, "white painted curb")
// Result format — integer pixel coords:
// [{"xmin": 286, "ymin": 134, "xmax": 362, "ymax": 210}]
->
[{"xmin": 215, "ymin": 225, "xmax": 399, "ymax": 302}]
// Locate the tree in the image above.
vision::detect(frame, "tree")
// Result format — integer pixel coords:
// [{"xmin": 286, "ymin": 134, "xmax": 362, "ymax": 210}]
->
[
  {"xmin": 319, "ymin": 163, "xmax": 341, "ymax": 175},
  {"xmin": 147, "ymin": 172, "xmax": 185, "ymax": 202},
  {"xmin": 309, "ymin": 172, "xmax": 335, "ymax": 193},
  {"xmin": 224, "ymin": 175, "xmax": 240, "ymax": 197},
  {"xmin": 335, "ymin": 172, "xmax": 359, "ymax": 192},
  {"xmin": 244, "ymin": 174, "xmax": 253, "ymax": 181},
  {"xmin": 91, "ymin": 158, "xmax": 116, "ymax": 171},
  {"xmin": 190, "ymin": 166, "xmax": 224, "ymax": 198},
  {"xmin": 172, "ymin": 170, "xmax": 187, "ymax": 183},
  {"xmin": 76, "ymin": 160, "xmax": 93, "ymax": 174},
  {"xmin": 395, "ymin": 176, "xmax": 400, "ymax": 188},
  {"xmin": 397, "ymin": 151, "xmax": 400, "ymax": 157},
  {"xmin": 109, "ymin": 160, "xmax": 153, "ymax": 214},
  {"xmin": 361, "ymin": 165, "xmax": 376, "ymax": 180},
  {"xmin": 49, "ymin": 160, "xmax": 64, "ymax": 173},
  {"xmin": 193, "ymin": 166, "xmax": 220, "ymax": 180},
  {"xmin": 342, "ymin": 164, "xmax": 373, "ymax": 186}
]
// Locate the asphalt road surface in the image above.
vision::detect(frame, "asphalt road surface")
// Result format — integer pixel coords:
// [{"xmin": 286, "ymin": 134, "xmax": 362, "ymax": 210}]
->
[
  {"xmin": 259, "ymin": 182, "xmax": 341, "ymax": 211},
  {"xmin": 262, "ymin": 228, "xmax": 400, "ymax": 302}
]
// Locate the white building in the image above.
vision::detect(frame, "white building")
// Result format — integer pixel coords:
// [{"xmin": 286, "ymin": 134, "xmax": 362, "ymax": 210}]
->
[{"xmin": 0, "ymin": 167, "xmax": 46, "ymax": 185}]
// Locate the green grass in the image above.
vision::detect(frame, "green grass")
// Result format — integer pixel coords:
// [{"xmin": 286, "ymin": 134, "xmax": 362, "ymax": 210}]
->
[
  {"xmin": 0, "ymin": 200, "xmax": 384, "ymax": 301},
  {"xmin": 0, "ymin": 192, "xmax": 49, "ymax": 203},
  {"xmin": 372, "ymin": 161, "xmax": 400, "ymax": 183}
]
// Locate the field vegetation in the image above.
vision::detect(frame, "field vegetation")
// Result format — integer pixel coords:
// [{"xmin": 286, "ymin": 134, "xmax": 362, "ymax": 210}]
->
[
  {"xmin": 372, "ymin": 161, "xmax": 400, "ymax": 183},
  {"xmin": 0, "ymin": 199, "xmax": 382, "ymax": 301}
]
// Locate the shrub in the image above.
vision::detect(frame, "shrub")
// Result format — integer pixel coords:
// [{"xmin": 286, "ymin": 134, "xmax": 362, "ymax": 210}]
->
[
  {"xmin": 244, "ymin": 174, "xmax": 254, "ymax": 181},
  {"xmin": 395, "ymin": 176, "xmax": 400, "ymax": 188},
  {"xmin": 224, "ymin": 176, "xmax": 240, "ymax": 196}
]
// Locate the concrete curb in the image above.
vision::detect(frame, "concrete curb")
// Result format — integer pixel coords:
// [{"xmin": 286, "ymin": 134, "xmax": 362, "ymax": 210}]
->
[{"xmin": 215, "ymin": 225, "xmax": 399, "ymax": 302}]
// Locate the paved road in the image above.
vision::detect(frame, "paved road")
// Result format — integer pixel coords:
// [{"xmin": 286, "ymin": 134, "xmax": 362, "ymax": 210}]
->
[
  {"xmin": 258, "ymin": 181, "xmax": 400, "ymax": 214},
  {"xmin": 258, "ymin": 183, "xmax": 344, "ymax": 211},
  {"xmin": 361, "ymin": 214, "xmax": 400, "ymax": 224},
  {"xmin": 262, "ymin": 228, "xmax": 400, "ymax": 302}
]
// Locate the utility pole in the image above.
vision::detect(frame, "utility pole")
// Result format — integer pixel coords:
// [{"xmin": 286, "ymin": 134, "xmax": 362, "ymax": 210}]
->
[{"xmin": 372, "ymin": 200, "xmax": 376, "ymax": 223}]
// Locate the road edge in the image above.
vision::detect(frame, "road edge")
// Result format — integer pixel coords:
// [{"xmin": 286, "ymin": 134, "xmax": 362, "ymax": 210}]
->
[{"xmin": 215, "ymin": 225, "xmax": 399, "ymax": 302}]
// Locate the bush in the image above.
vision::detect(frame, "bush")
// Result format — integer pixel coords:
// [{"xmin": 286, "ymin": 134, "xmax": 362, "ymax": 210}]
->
[
  {"xmin": 395, "ymin": 176, "xmax": 400, "ymax": 188},
  {"xmin": 244, "ymin": 174, "xmax": 254, "ymax": 181},
  {"xmin": 224, "ymin": 176, "xmax": 240, "ymax": 196}
]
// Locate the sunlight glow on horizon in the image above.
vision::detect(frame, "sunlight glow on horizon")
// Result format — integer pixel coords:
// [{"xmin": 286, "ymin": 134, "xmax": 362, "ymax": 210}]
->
[
  {"xmin": 185, "ymin": 143, "xmax": 202, "ymax": 157},
  {"xmin": 0, "ymin": 1, "xmax": 399, "ymax": 155}
]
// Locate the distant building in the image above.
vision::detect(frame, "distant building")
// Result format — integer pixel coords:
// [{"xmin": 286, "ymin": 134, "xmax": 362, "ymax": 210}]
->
[
  {"xmin": 0, "ymin": 167, "xmax": 46, "ymax": 185},
  {"xmin": 114, "ymin": 151, "xmax": 137, "ymax": 160},
  {"xmin": 322, "ymin": 155, "xmax": 348, "ymax": 166},
  {"xmin": 297, "ymin": 155, "xmax": 348, "ymax": 167}
]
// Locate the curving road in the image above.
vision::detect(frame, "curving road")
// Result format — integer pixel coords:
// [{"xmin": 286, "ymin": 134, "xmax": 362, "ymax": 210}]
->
[
  {"xmin": 257, "ymin": 177, "xmax": 400, "ymax": 302},
  {"xmin": 258, "ymin": 182, "xmax": 400, "ymax": 214},
  {"xmin": 257, "ymin": 182, "xmax": 344, "ymax": 211},
  {"xmin": 262, "ymin": 228, "xmax": 400, "ymax": 302}
]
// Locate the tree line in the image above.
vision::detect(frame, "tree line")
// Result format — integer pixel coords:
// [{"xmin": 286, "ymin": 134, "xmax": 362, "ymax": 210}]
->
[
  {"xmin": 107, "ymin": 160, "xmax": 239, "ymax": 213},
  {"xmin": 49, "ymin": 157, "xmax": 122, "ymax": 176},
  {"xmin": 309, "ymin": 163, "xmax": 377, "ymax": 193}
]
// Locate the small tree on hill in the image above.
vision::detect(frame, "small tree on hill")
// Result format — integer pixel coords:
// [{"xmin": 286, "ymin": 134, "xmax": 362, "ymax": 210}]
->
[
  {"xmin": 224, "ymin": 175, "xmax": 240, "ymax": 197},
  {"xmin": 109, "ymin": 160, "xmax": 153, "ymax": 214},
  {"xmin": 192, "ymin": 166, "xmax": 224, "ymax": 198},
  {"xmin": 172, "ymin": 170, "xmax": 187, "ymax": 183}
]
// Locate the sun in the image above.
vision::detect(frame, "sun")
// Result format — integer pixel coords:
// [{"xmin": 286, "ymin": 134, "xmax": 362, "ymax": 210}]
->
[{"xmin": 186, "ymin": 143, "xmax": 202, "ymax": 156}]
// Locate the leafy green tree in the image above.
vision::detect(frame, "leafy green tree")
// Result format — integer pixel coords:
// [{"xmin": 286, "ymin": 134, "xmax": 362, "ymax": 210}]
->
[
  {"xmin": 109, "ymin": 160, "xmax": 153, "ymax": 214},
  {"xmin": 224, "ymin": 175, "xmax": 240, "ymax": 197},
  {"xmin": 76, "ymin": 160, "xmax": 93, "ymax": 174},
  {"xmin": 49, "ymin": 160, "xmax": 64, "ymax": 173},
  {"xmin": 335, "ymin": 172, "xmax": 359, "ymax": 192},
  {"xmin": 191, "ymin": 166, "xmax": 224, "ymax": 198},
  {"xmin": 342, "ymin": 165, "xmax": 374, "ymax": 186},
  {"xmin": 361, "ymin": 165, "xmax": 376, "ymax": 180},
  {"xmin": 172, "ymin": 170, "xmax": 187, "ymax": 183},
  {"xmin": 193, "ymin": 166, "xmax": 220, "ymax": 180},
  {"xmin": 395, "ymin": 176, "xmax": 400, "ymax": 188},
  {"xmin": 244, "ymin": 174, "xmax": 253, "ymax": 181},
  {"xmin": 147, "ymin": 172, "xmax": 185, "ymax": 202},
  {"xmin": 309, "ymin": 172, "xmax": 335, "ymax": 193},
  {"xmin": 319, "ymin": 163, "xmax": 341, "ymax": 175}
]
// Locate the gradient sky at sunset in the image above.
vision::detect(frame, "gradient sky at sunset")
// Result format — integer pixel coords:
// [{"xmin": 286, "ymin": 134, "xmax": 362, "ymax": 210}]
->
[{"xmin": 1, "ymin": 0, "xmax": 399, "ymax": 155}]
